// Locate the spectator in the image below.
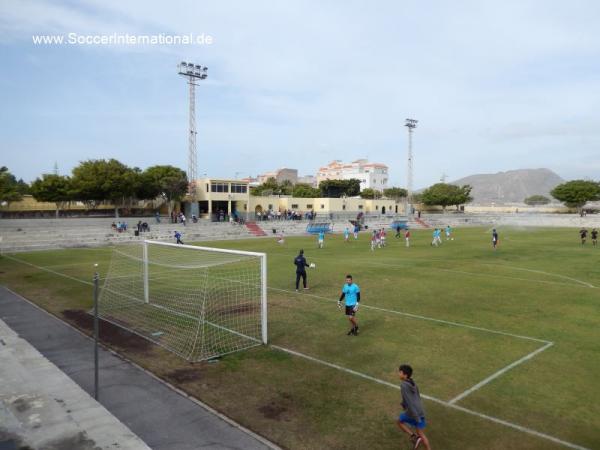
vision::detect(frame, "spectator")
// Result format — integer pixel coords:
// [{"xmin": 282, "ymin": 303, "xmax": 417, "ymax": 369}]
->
[{"xmin": 155, "ymin": 212, "xmax": 161, "ymax": 223}]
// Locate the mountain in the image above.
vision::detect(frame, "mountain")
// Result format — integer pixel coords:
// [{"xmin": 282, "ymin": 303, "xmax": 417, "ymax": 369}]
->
[{"xmin": 450, "ymin": 168, "xmax": 564, "ymax": 204}]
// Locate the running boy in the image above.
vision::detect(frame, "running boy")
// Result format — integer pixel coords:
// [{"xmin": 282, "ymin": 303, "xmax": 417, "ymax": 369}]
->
[
  {"xmin": 591, "ymin": 228, "xmax": 598, "ymax": 247},
  {"xmin": 396, "ymin": 364, "xmax": 431, "ymax": 449},
  {"xmin": 344, "ymin": 227, "xmax": 350, "ymax": 243},
  {"xmin": 174, "ymin": 230, "xmax": 184, "ymax": 245},
  {"xmin": 338, "ymin": 274, "xmax": 360, "ymax": 335},
  {"xmin": 405, "ymin": 229, "xmax": 411, "ymax": 247}
]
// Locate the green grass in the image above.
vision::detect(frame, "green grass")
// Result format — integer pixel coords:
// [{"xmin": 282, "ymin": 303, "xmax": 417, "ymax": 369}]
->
[{"xmin": 1, "ymin": 226, "xmax": 599, "ymax": 449}]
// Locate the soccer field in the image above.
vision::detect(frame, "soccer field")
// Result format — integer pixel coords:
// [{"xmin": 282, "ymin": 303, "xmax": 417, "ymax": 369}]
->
[{"xmin": 1, "ymin": 226, "xmax": 599, "ymax": 449}]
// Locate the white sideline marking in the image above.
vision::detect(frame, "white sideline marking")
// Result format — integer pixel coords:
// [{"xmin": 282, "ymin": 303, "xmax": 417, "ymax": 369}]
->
[
  {"xmin": 448, "ymin": 341, "xmax": 554, "ymax": 404},
  {"xmin": 4, "ymin": 255, "xmax": 94, "ymax": 286},
  {"xmin": 495, "ymin": 266, "xmax": 596, "ymax": 289},
  {"xmin": 271, "ymin": 345, "xmax": 590, "ymax": 450},
  {"xmin": 342, "ymin": 255, "xmax": 597, "ymax": 290},
  {"xmin": 345, "ymin": 258, "xmax": 596, "ymax": 290},
  {"xmin": 268, "ymin": 286, "xmax": 551, "ymax": 344}
]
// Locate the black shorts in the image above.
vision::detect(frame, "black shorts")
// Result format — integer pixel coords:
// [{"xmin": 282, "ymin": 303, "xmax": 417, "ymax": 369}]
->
[{"xmin": 345, "ymin": 305, "xmax": 356, "ymax": 316}]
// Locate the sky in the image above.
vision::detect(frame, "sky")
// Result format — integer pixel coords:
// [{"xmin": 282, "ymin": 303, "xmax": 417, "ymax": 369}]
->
[{"xmin": 1, "ymin": 0, "xmax": 599, "ymax": 189}]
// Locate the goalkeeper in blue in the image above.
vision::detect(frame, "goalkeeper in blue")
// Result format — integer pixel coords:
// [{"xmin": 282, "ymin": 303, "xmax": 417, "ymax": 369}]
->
[{"xmin": 338, "ymin": 274, "xmax": 361, "ymax": 336}]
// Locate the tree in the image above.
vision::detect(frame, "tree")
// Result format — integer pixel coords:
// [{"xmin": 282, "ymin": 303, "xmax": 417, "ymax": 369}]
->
[
  {"xmin": 551, "ymin": 180, "xmax": 600, "ymax": 213},
  {"xmin": 360, "ymin": 188, "xmax": 382, "ymax": 199},
  {"xmin": 292, "ymin": 183, "xmax": 320, "ymax": 198},
  {"xmin": 0, "ymin": 166, "xmax": 24, "ymax": 206},
  {"xmin": 30, "ymin": 174, "xmax": 73, "ymax": 218},
  {"xmin": 383, "ymin": 187, "xmax": 408, "ymax": 200},
  {"xmin": 319, "ymin": 179, "xmax": 361, "ymax": 198},
  {"xmin": 524, "ymin": 195, "xmax": 551, "ymax": 206},
  {"xmin": 71, "ymin": 159, "xmax": 138, "ymax": 217},
  {"xmin": 420, "ymin": 183, "xmax": 473, "ymax": 212},
  {"xmin": 139, "ymin": 165, "xmax": 188, "ymax": 216},
  {"xmin": 251, "ymin": 177, "xmax": 280, "ymax": 196}
]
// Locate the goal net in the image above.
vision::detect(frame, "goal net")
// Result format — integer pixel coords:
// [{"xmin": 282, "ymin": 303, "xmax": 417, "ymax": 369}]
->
[{"xmin": 97, "ymin": 240, "xmax": 267, "ymax": 361}]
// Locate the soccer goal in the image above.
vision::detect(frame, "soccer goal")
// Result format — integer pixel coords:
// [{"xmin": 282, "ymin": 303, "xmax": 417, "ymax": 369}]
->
[{"xmin": 97, "ymin": 240, "xmax": 267, "ymax": 362}]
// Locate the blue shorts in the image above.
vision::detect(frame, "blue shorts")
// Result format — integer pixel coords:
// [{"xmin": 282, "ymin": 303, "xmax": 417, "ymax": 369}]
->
[{"xmin": 398, "ymin": 412, "xmax": 426, "ymax": 429}]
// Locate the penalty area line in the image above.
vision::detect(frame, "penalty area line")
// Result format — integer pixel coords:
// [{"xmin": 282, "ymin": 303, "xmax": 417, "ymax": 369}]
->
[
  {"xmin": 270, "ymin": 344, "xmax": 589, "ymax": 450},
  {"xmin": 448, "ymin": 341, "xmax": 554, "ymax": 404}
]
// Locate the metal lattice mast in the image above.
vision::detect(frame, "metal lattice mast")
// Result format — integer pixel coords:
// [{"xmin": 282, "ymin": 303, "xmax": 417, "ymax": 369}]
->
[
  {"xmin": 405, "ymin": 118, "xmax": 418, "ymax": 212},
  {"xmin": 188, "ymin": 79, "xmax": 197, "ymax": 186},
  {"xmin": 178, "ymin": 62, "xmax": 207, "ymax": 216}
]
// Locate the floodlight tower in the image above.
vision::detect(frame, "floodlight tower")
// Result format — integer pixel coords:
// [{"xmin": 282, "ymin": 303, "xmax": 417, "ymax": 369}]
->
[
  {"xmin": 178, "ymin": 61, "xmax": 208, "ymax": 218},
  {"xmin": 405, "ymin": 118, "xmax": 418, "ymax": 215}
]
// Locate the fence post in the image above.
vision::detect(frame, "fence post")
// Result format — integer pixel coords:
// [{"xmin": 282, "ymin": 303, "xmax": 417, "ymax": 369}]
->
[{"xmin": 93, "ymin": 268, "xmax": 99, "ymax": 400}]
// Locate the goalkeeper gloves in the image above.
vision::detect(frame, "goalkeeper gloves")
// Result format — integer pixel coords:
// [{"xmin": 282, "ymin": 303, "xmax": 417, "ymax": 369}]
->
[
  {"xmin": 337, "ymin": 301, "xmax": 342, "ymax": 309},
  {"xmin": 353, "ymin": 303, "xmax": 360, "ymax": 312}
]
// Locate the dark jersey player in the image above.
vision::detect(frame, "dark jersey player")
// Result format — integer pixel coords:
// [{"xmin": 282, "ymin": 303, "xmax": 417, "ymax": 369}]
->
[
  {"xmin": 580, "ymin": 228, "xmax": 588, "ymax": 246},
  {"xmin": 492, "ymin": 229, "xmax": 499, "ymax": 250},
  {"xmin": 591, "ymin": 229, "xmax": 598, "ymax": 247},
  {"xmin": 338, "ymin": 274, "xmax": 361, "ymax": 336},
  {"xmin": 293, "ymin": 249, "xmax": 310, "ymax": 291}
]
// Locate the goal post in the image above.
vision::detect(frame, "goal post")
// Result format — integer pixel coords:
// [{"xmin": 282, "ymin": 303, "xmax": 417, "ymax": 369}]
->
[{"xmin": 98, "ymin": 240, "xmax": 267, "ymax": 361}]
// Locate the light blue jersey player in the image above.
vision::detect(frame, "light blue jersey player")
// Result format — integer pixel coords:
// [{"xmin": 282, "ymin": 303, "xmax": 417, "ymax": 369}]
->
[
  {"xmin": 318, "ymin": 230, "xmax": 325, "ymax": 248},
  {"xmin": 445, "ymin": 225, "xmax": 452, "ymax": 240},
  {"xmin": 338, "ymin": 274, "xmax": 361, "ymax": 335},
  {"xmin": 344, "ymin": 227, "xmax": 350, "ymax": 242}
]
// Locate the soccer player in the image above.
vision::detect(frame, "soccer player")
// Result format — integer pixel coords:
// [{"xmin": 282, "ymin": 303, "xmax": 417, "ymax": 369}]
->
[
  {"xmin": 337, "ymin": 274, "xmax": 360, "ymax": 335},
  {"xmin": 174, "ymin": 231, "xmax": 184, "ymax": 245},
  {"xmin": 293, "ymin": 249, "xmax": 310, "ymax": 291},
  {"xmin": 276, "ymin": 231, "xmax": 285, "ymax": 245},
  {"xmin": 344, "ymin": 227, "xmax": 350, "ymax": 243},
  {"xmin": 318, "ymin": 230, "xmax": 325, "ymax": 248},
  {"xmin": 405, "ymin": 229, "xmax": 411, "ymax": 247},
  {"xmin": 353, "ymin": 223, "xmax": 359, "ymax": 240},
  {"xmin": 371, "ymin": 230, "xmax": 377, "ymax": 251},
  {"xmin": 591, "ymin": 228, "xmax": 598, "ymax": 247},
  {"xmin": 395, "ymin": 224, "xmax": 402, "ymax": 238},
  {"xmin": 396, "ymin": 364, "xmax": 431, "ymax": 450},
  {"xmin": 431, "ymin": 229, "xmax": 439, "ymax": 247},
  {"xmin": 445, "ymin": 225, "xmax": 452, "ymax": 240},
  {"xmin": 492, "ymin": 228, "xmax": 499, "ymax": 250},
  {"xmin": 380, "ymin": 228, "xmax": 387, "ymax": 247},
  {"xmin": 580, "ymin": 228, "xmax": 588, "ymax": 245}
]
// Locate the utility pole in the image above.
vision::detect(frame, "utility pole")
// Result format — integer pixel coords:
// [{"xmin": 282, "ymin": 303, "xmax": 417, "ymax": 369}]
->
[
  {"xmin": 178, "ymin": 62, "xmax": 207, "ymax": 218},
  {"xmin": 405, "ymin": 118, "xmax": 418, "ymax": 215}
]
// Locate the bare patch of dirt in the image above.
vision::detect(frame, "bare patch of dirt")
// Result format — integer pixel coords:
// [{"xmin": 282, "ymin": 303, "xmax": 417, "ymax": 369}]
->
[
  {"xmin": 213, "ymin": 303, "xmax": 257, "ymax": 317},
  {"xmin": 166, "ymin": 367, "xmax": 204, "ymax": 384},
  {"xmin": 258, "ymin": 401, "xmax": 288, "ymax": 421},
  {"xmin": 61, "ymin": 309, "xmax": 152, "ymax": 354}
]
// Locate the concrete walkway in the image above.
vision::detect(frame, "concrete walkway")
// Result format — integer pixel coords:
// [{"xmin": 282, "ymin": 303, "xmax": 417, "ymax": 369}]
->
[
  {"xmin": 0, "ymin": 286, "xmax": 277, "ymax": 450},
  {"xmin": 0, "ymin": 318, "xmax": 150, "ymax": 449}
]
